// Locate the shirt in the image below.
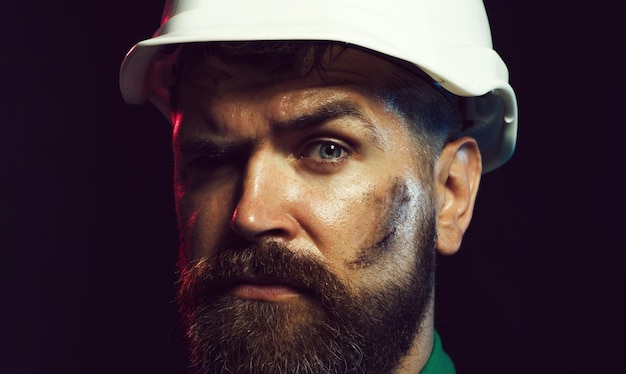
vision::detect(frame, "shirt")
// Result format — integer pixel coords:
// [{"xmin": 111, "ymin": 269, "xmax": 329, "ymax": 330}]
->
[{"xmin": 420, "ymin": 331, "xmax": 456, "ymax": 374}]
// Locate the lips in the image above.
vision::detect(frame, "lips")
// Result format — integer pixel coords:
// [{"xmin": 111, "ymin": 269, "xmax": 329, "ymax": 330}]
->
[
  {"xmin": 215, "ymin": 275, "xmax": 315, "ymax": 301},
  {"xmin": 229, "ymin": 281, "xmax": 303, "ymax": 301}
]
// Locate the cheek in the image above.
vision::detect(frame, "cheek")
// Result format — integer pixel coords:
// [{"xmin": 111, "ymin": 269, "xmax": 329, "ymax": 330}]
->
[
  {"xmin": 308, "ymin": 188, "xmax": 369, "ymax": 231},
  {"xmin": 300, "ymin": 177, "xmax": 393, "ymax": 264},
  {"xmin": 175, "ymin": 183, "xmax": 236, "ymax": 260},
  {"xmin": 344, "ymin": 178, "xmax": 433, "ymax": 283}
]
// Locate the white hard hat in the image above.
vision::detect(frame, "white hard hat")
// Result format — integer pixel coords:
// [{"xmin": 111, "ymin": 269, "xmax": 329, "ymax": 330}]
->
[{"xmin": 120, "ymin": 0, "xmax": 517, "ymax": 172}]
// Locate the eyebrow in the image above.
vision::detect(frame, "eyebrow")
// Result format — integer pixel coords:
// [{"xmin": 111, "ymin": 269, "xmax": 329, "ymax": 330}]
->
[
  {"xmin": 177, "ymin": 100, "xmax": 386, "ymax": 156},
  {"xmin": 273, "ymin": 100, "xmax": 386, "ymax": 148},
  {"xmin": 176, "ymin": 138, "xmax": 252, "ymax": 161}
]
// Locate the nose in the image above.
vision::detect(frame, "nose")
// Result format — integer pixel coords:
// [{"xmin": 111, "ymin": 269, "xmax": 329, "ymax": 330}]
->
[{"xmin": 230, "ymin": 148, "xmax": 299, "ymax": 242}]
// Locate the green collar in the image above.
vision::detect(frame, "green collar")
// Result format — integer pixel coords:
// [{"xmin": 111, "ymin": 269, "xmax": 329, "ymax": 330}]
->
[{"xmin": 420, "ymin": 331, "xmax": 456, "ymax": 374}]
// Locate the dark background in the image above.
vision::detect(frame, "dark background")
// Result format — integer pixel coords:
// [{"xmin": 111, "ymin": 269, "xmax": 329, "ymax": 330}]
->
[{"xmin": 2, "ymin": 1, "xmax": 623, "ymax": 373}]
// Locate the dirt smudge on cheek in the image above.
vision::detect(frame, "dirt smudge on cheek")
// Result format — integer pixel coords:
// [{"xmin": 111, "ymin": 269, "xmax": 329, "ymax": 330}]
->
[{"xmin": 346, "ymin": 179, "xmax": 417, "ymax": 270}]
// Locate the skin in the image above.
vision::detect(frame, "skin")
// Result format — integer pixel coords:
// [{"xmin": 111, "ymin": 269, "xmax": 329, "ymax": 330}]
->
[{"xmin": 171, "ymin": 47, "xmax": 482, "ymax": 373}]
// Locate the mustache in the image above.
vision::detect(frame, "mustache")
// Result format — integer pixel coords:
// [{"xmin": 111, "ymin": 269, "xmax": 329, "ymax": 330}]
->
[{"xmin": 177, "ymin": 241, "xmax": 348, "ymax": 307}]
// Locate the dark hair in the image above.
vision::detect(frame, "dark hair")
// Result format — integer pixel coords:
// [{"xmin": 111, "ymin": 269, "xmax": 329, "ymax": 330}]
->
[{"xmin": 170, "ymin": 41, "xmax": 463, "ymax": 160}]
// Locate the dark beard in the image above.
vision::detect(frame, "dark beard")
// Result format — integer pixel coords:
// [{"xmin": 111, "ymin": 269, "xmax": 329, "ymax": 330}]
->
[{"xmin": 177, "ymin": 233, "xmax": 436, "ymax": 374}]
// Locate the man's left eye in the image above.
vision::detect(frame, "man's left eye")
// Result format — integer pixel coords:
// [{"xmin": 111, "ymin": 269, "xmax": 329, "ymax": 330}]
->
[{"xmin": 301, "ymin": 141, "xmax": 350, "ymax": 161}]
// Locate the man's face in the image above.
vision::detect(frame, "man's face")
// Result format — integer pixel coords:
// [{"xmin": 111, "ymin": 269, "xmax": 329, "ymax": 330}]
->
[{"xmin": 172, "ymin": 46, "xmax": 440, "ymax": 373}]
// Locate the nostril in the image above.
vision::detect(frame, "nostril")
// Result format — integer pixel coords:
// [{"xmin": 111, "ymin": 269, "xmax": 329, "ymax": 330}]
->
[
  {"xmin": 257, "ymin": 228, "xmax": 288, "ymax": 238},
  {"xmin": 230, "ymin": 208, "xmax": 249, "ymax": 236}
]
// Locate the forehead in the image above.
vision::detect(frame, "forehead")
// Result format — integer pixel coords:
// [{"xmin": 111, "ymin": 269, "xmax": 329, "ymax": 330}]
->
[
  {"xmin": 171, "ymin": 45, "xmax": 435, "ymax": 141},
  {"xmin": 174, "ymin": 43, "xmax": 422, "ymax": 96},
  {"xmin": 173, "ymin": 47, "xmax": 416, "ymax": 139}
]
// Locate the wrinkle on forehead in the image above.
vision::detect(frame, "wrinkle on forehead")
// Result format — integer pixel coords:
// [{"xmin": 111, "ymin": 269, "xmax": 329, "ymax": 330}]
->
[
  {"xmin": 273, "ymin": 89, "xmax": 351, "ymax": 121},
  {"xmin": 179, "ymin": 70, "xmax": 397, "ymax": 149}
]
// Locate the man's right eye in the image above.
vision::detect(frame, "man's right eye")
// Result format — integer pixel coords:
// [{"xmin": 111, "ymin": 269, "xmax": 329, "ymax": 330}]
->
[
  {"xmin": 188, "ymin": 154, "xmax": 223, "ymax": 169},
  {"xmin": 185, "ymin": 148, "xmax": 248, "ymax": 174}
]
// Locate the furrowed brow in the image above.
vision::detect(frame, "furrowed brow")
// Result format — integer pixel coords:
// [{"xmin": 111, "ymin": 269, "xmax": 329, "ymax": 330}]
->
[{"xmin": 274, "ymin": 101, "xmax": 386, "ymax": 148}]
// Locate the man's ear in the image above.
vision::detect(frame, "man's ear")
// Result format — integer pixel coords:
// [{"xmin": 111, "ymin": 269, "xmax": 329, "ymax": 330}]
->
[{"xmin": 434, "ymin": 136, "xmax": 482, "ymax": 256}]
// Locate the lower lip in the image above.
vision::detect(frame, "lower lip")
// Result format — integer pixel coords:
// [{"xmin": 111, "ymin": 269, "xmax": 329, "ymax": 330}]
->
[{"xmin": 230, "ymin": 284, "xmax": 301, "ymax": 301}]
